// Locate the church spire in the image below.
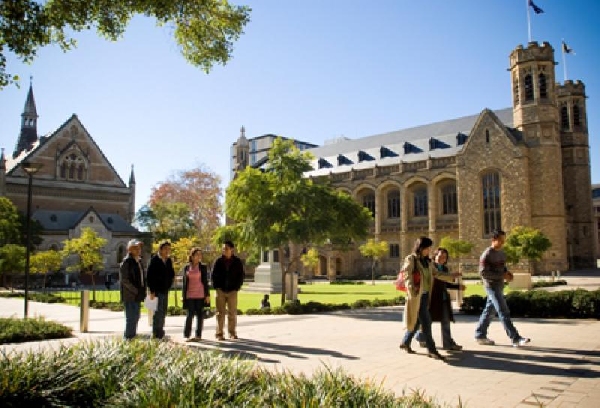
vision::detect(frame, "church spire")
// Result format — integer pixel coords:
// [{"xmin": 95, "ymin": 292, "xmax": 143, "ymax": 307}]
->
[
  {"xmin": 129, "ymin": 164, "xmax": 136, "ymax": 185},
  {"xmin": 13, "ymin": 78, "xmax": 39, "ymax": 158}
]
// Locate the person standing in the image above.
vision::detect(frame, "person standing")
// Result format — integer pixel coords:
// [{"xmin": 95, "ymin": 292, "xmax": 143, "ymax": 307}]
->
[
  {"xmin": 211, "ymin": 240, "xmax": 245, "ymax": 340},
  {"xmin": 399, "ymin": 237, "xmax": 446, "ymax": 361},
  {"xmin": 119, "ymin": 239, "xmax": 146, "ymax": 340},
  {"xmin": 416, "ymin": 247, "xmax": 464, "ymax": 351},
  {"xmin": 474, "ymin": 230, "xmax": 531, "ymax": 347},
  {"xmin": 146, "ymin": 240, "xmax": 175, "ymax": 340},
  {"xmin": 182, "ymin": 247, "xmax": 210, "ymax": 340}
]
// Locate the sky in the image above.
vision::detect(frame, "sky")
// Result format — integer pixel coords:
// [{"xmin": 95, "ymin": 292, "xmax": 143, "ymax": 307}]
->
[{"xmin": 1, "ymin": 0, "xmax": 599, "ymax": 215}]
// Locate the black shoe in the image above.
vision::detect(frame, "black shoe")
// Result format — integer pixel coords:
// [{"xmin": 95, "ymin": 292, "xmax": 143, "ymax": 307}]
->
[
  {"xmin": 399, "ymin": 344, "xmax": 416, "ymax": 354},
  {"xmin": 427, "ymin": 351, "xmax": 446, "ymax": 361}
]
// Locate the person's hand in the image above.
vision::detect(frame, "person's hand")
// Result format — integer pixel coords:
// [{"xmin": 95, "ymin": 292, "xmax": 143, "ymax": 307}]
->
[{"xmin": 503, "ymin": 271, "xmax": 514, "ymax": 282}]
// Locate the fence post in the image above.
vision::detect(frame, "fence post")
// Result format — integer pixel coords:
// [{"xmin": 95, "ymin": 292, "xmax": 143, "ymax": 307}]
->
[{"xmin": 80, "ymin": 290, "xmax": 90, "ymax": 333}]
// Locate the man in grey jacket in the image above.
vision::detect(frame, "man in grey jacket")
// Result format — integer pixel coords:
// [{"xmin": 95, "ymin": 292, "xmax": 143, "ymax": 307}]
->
[
  {"xmin": 119, "ymin": 239, "xmax": 146, "ymax": 339},
  {"xmin": 474, "ymin": 230, "xmax": 530, "ymax": 347}
]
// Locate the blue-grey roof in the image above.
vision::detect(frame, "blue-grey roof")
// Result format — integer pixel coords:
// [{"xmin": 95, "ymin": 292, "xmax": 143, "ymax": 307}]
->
[
  {"xmin": 306, "ymin": 108, "xmax": 514, "ymax": 176},
  {"xmin": 33, "ymin": 208, "xmax": 139, "ymax": 233}
]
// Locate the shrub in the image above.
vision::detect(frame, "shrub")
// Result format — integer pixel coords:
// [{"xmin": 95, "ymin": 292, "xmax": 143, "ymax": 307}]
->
[
  {"xmin": 459, "ymin": 295, "xmax": 485, "ymax": 314},
  {"xmin": 0, "ymin": 316, "xmax": 73, "ymax": 344},
  {"xmin": 351, "ymin": 299, "xmax": 372, "ymax": 309},
  {"xmin": 329, "ymin": 280, "xmax": 365, "ymax": 285},
  {"xmin": 532, "ymin": 279, "xmax": 567, "ymax": 288}
]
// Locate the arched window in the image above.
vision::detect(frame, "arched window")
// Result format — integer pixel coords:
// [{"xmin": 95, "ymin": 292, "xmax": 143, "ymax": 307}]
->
[
  {"xmin": 69, "ymin": 163, "xmax": 75, "ymax": 179},
  {"xmin": 413, "ymin": 187, "xmax": 428, "ymax": 217},
  {"xmin": 485, "ymin": 129, "xmax": 490, "ymax": 143},
  {"xmin": 387, "ymin": 190, "xmax": 400, "ymax": 219},
  {"xmin": 538, "ymin": 73, "xmax": 547, "ymax": 99},
  {"xmin": 362, "ymin": 193, "xmax": 375, "ymax": 217},
  {"xmin": 482, "ymin": 172, "xmax": 502, "ymax": 236},
  {"xmin": 524, "ymin": 74, "xmax": 534, "ymax": 101},
  {"xmin": 441, "ymin": 183, "xmax": 457, "ymax": 215},
  {"xmin": 573, "ymin": 104, "xmax": 581, "ymax": 127},
  {"xmin": 77, "ymin": 164, "xmax": 85, "ymax": 180},
  {"xmin": 60, "ymin": 162, "xmax": 67, "ymax": 178},
  {"xmin": 561, "ymin": 106, "xmax": 570, "ymax": 130}
]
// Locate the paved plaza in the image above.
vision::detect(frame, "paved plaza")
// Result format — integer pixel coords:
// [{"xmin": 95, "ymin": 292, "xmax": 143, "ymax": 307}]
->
[{"xmin": 1, "ymin": 271, "xmax": 599, "ymax": 408}]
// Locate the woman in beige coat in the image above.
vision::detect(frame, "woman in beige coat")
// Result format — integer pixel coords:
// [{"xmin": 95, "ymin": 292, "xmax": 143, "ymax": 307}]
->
[{"xmin": 399, "ymin": 237, "xmax": 452, "ymax": 361}]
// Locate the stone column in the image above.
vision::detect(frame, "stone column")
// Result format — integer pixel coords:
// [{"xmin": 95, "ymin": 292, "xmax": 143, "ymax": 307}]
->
[
  {"xmin": 428, "ymin": 182, "xmax": 437, "ymax": 243},
  {"xmin": 374, "ymin": 188, "xmax": 383, "ymax": 237}
]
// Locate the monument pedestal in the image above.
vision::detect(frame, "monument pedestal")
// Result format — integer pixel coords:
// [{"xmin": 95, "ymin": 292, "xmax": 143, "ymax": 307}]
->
[
  {"xmin": 508, "ymin": 272, "xmax": 532, "ymax": 290},
  {"xmin": 246, "ymin": 249, "xmax": 283, "ymax": 293}
]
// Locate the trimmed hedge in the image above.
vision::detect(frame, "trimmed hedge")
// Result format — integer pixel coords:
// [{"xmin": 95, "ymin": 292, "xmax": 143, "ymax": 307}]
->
[{"xmin": 460, "ymin": 289, "xmax": 600, "ymax": 318}]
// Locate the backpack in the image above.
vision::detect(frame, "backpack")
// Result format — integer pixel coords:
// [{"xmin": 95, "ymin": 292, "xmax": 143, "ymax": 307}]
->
[{"xmin": 394, "ymin": 256, "xmax": 420, "ymax": 292}]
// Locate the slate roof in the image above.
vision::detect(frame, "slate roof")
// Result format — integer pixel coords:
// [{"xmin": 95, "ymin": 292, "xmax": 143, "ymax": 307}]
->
[
  {"xmin": 33, "ymin": 208, "xmax": 139, "ymax": 233},
  {"xmin": 306, "ymin": 108, "xmax": 514, "ymax": 176}
]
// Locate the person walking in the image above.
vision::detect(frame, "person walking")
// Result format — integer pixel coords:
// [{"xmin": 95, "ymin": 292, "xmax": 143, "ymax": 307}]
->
[
  {"xmin": 211, "ymin": 240, "xmax": 245, "ymax": 340},
  {"xmin": 146, "ymin": 240, "xmax": 175, "ymax": 340},
  {"xmin": 416, "ymin": 247, "xmax": 464, "ymax": 351},
  {"xmin": 475, "ymin": 229, "xmax": 531, "ymax": 347},
  {"xmin": 182, "ymin": 247, "xmax": 210, "ymax": 340},
  {"xmin": 399, "ymin": 237, "xmax": 446, "ymax": 361},
  {"xmin": 119, "ymin": 239, "xmax": 146, "ymax": 340}
]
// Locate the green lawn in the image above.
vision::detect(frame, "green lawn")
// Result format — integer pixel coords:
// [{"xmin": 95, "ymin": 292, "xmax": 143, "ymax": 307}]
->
[{"xmin": 56, "ymin": 280, "xmax": 499, "ymax": 312}]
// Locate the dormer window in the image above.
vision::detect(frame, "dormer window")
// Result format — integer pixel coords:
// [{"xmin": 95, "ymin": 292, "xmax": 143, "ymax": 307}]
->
[
  {"xmin": 337, "ymin": 154, "xmax": 352, "ymax": 166},
  {"xmin": 358, "ymin": 150, "xmax": 373, "ymax": 162},
  {"xmin": 380, "ymin": 146, "xmax": 397, "ymax": 159},
  {"xmin": 403, "ymin": 142, "xmax": 420, "ymax": 154},
  {"xmin": 456, "ymin": 132, "xmax": 468, "ymax": 145},
  {"xmin": 318, "ymin": 158, "xmax": 332, "ymax": 169}
]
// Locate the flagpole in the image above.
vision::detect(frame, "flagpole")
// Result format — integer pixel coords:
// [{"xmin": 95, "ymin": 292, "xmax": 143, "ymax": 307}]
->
[
  {"xmin": 526, "ymin": 0, "xmax": 532, "ymax": 42},
  {"xmin": 562, "ymin": 40, "xmax": 568, "ymax": 81}
]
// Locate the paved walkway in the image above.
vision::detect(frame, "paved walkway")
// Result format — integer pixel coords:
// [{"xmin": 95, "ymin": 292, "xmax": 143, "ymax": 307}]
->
[{"xmin": 1, "ymin": 270, "xmax": 599, "ymax": 408}]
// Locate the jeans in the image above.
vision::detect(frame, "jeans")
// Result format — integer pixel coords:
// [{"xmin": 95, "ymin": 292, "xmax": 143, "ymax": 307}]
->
[
  {"xmin": 152, "ymin": 293, "xmax": 168, "ymax": 338},
  {"xmin": 475, "ymin": 282, "xmax": 520, "ymax": 341},
  {"xmin": 216, "ymin": 289, "xmax": 238, "ymax": 337},
  {"xmin": 416, "ymin": 301, "xmax": 456, "ymax": 348},
  {"xmin": 124, "ymin": 301, "xmax": 141, "ymax": 339},
  {"xmin": 401, "ymin": 292, "xmax": 438, "ymax": 353},
  {"xmin": 184, "ymin": 299, "xmax": 205, "ymax": 338}
]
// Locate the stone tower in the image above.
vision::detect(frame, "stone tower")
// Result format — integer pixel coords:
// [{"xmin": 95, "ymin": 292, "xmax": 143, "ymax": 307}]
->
[
  {"xmin": 13, "ymin": 81, "xmax": 39, "ymax": 158},
  {"xmin": 556, "ymin": 80, "xmax": 595, "ymax": 267},
  {"xmin": 234, "ymin": 126, "xmax": 250, "ymax": 173},
  {"xmin": 509, "ymin": 41, "xmax": 567, "ymax": 272}
]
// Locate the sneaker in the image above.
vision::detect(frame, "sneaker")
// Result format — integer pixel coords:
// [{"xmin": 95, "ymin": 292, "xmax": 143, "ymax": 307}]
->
[
  {"xmin": 443, "ymin": 344, "xmax": 463, "ymax": 351},
  {"xmin": 512, "ymin": 337, "xmax": 531, "ymax": 347},
  {"xmin": 399, "ymin": 344, "xmax": 416, "ymax": 354},
  {"xmin": 427, "ymin": 351, "xmax": 446, "ymax": 361},
  {"xmin": 476, "ymin": 337, "xmax": 495, "ymax": 346}
]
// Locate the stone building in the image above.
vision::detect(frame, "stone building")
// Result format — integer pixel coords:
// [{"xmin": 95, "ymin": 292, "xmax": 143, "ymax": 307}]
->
[
  {"xmin": 593, "ymin": 184, "xmax": 600, "ymax": 267},
  {"xmin": 0, "ymin": 84, "xmax": 143, "ymax": 276},
  {"xmin": 232, "ymin": 41, "xmax": 595, "ymax": 279}
]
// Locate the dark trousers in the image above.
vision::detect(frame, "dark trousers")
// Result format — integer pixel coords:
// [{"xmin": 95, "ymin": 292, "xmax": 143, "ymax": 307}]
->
[
  {"xmin": 152, "ymin": 293, "xmax": 168, "ymax": 339},
  {"xmin": 124, "ymin": 301, "xmax": 141, "ymax": 339},
  {"xmin": 184, "ymin": 299, "xmax": 205, "ymax": 338},
  {"xmin": 401, "ymin": 292, "xmax": 439, "ymax": 353}
]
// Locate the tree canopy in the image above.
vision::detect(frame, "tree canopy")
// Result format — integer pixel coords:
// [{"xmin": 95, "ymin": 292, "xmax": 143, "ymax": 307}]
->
[
  {"xmin": 223, "ymin": 138, "xmax": 372, "ymax": 303},
  {"xmin": 359, "ymin": 239, "xmax": 388, "ymax": 285},
  {"xmin": 0, "ymin": 197, "xmax": 21, "ymax": 246},
  {"xmin": 504, "ymin": 226, "xmax": 552, "ymax": 272},
  {"xmin": 439, "ymin": 236, "xmax": 474, "ymax": 260},
  {"xmin": 62, "ymin": 227, "xmax": 107, "ymax": 296},
  {"xmin": 0, "ymin": 0, "xmax": 251, "ymax": 88}
]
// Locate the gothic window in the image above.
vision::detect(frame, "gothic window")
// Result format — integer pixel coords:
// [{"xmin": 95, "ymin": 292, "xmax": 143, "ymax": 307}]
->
[
  {"xmin": 363, "ymin": 193, "xmax": 375, "ymax": 217},
  {"xmin": 69, "ymin": 163, "xmax": 75, "ymax": 179},
  {"xmin": 524, "ymin": 74, "xmax": 534, "ymax": 101},
  {"xmin": 482, "ymin": 171, "xmax": 502, "ymax": 236},
  {"xmin": 561, "ymin": 106, "xmax": 570, "ymax": 130},
  {"xmin": 538, "ymin": 73, "xmax": 547, "ymax": 99},
  {"xmin": 58, "ymin": 153, "xmax": 86, "ymax": 181},
  {"xmin": 387, "ymin": 190, "xmax": 400, "ymax": 219},
  {"xmin": 485, "ymin": 129, "xmax": 490, "ymax": 143},
  {"xmin": 77, "ymin": 164, "xmax": 84, "ymax": 180},
  {"xmin": 60, "ymin": 162, "xmax": 67, "ymax": 178},
  {"xmin": 413, "ymin": 187, "xmax": 428, "ymax": 217},
  {"xmin": 573, "ymin": 104, "xmax": 581, "ymax": 127},
  {"xmin": 389, "ymin": 244, "xmax": 400, "ymax": 258},
  {"xmin": 441, "ymin": 183, "xmax": 458, "ymax": 215}
]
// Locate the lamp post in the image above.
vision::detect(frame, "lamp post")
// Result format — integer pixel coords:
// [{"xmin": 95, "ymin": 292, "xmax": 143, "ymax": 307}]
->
[{"xmin": 22, "ymin": 162, "xmax": 42, "ymax": 318}]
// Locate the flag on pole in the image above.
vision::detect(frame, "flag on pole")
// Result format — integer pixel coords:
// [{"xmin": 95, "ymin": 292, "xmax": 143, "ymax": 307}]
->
[
  {"xmin": 528, "ymin": 0, "xmax": 544, "ymax": 14},
  {"xmin": 562, "ymin": 41, "xmax": 575, "ymax": 55}
]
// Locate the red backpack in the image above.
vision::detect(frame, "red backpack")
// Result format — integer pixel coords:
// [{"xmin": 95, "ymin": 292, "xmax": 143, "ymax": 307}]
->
[{"xmin": 394, "ymin": 257, "xmax": 420, "ymax": 292}]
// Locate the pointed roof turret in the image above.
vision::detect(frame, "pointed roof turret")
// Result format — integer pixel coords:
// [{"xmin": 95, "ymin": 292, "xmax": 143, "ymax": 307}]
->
[
  {"xmin": 237, "ymin": 125, "xmax": 249, "ymax": 146},
  {"xmin": 13, "ymin": 78, "xmax": 39, "ymax": 158},
  {"xmin": 129, "ymin": 164, "xmax": 136, "ymax": 185}
]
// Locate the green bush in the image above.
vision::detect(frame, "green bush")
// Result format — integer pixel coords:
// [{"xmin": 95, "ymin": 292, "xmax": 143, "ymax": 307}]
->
[
  {"xmin": 459, "ymin": 295, "xmax": 486, "ymax": 314},
  {"xmin": 0, "ymin": 317, "xmax": 73, "ymax": 344},
  {"xmin": 0, "ymin": 340, "xmax": 445, "ymax": 407},
  {"xmin": 351, "ymin": 299, "xmax": 372, "ymax": 309},
  {"xmin": 330, "ymin": 280, "xmax": 366, "ymax": 285},
  {"xmin": 532, "ymin": 279, "xmax": 567, "ymax": 288}
]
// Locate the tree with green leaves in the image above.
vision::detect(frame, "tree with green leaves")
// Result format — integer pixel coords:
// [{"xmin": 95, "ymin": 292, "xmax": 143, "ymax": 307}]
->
[
  {"xmin": 504, "ymin": 226, "xmax": 552, "ymax": 274},
  {"xmin": 136, "ymin": 202, "xmax": 196, "ymax": 242},
  {"xmin": 0, "ymin": 244, "xmax": 26, "ymax": 288},
  {"xmin": 359, "ymin": 239, "xmax": 388, "ymax": 285},
  {"xmin": 439, "ymin": 236, "xmax": 474, "ymax": 266},
  {"xmin": 300, "ymin": 248, "xmax": 319, "ymax": 279},
  {"xmin": 0, "ymin": 197, "xmax": 21, "ymax": 246},
  {"xmin": 0, "ymin": 0, "xmax": 251, "ymax": 89},
  {"xmin": 30, "ymin": 249, "xmax": 63, "ymax": 289},
  {"xmin": 61, "ymin": 227, "xmax": 107, "ymax": 299},
  {"xmin": 222, "ymin": 138, "xmax": 372, "ymax": 305}
]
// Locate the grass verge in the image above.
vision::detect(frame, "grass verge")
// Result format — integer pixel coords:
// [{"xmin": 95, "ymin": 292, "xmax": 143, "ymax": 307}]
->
[{"xmin": 0, "ymin": 317, "xmax": 73, "ymax": 344}]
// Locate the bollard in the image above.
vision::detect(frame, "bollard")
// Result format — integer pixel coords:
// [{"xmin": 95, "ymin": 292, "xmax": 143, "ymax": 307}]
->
[
  {"xmin": 80, "ymin": 290, "xmax": 90, "ymax": 333},
  {"xmin": 551, "ymin": 271, "xmax": 555, "ymax": 282}
]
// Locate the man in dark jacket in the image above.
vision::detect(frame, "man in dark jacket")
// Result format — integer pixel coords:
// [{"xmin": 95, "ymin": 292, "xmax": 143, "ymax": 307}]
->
[
  {"xmin": 119, "ymin": 239, "xmax": 146, "ymax": 339},
  {"xmin": 146, "ymin": 240, "xmax": 175, "ymax": 339},
  {"xmin": 211, "ymin": 240, "xmax": 245, "ymax": 340}
]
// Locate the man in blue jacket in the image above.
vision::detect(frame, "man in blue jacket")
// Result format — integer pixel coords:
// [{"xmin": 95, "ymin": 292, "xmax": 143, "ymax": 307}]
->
[
  {"xmin": 211, "ymin": 240, "xmax": 245, "ymax": 340},
  {"xmin": 146, "ymin": 240, "xmax": 175, "ymax": 339}
]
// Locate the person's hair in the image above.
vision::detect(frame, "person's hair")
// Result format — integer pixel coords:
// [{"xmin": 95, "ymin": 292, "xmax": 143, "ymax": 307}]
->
[
  {"xmin": 188, "ymin": 247, "xmax": 202, "ymax": 263},
  {"xmin": 159, "ymin": 240, "xmax": 171, "ymax": 250},
  {"xmin": 434, "ymin": 247, "xmax": 449, "ymax": 264},
  {"xmin": 491, "ymin": 230, "xmax": 506, "ymax": 240},
  {"xmin": 223, "ymin": 240, "xmax": 235, "ymax": 249},
  {"xmin": 412, "ymin": 237, "xmax": 433, "ymax": 256}
]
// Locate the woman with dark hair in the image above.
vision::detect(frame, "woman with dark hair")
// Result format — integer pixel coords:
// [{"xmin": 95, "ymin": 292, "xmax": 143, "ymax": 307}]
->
[
  {"xmin": 416, "ymin": 247, "xmax": 464, "ymax": 351},
  {"xmin": 182, "ymin": 247, "xmax": 210, "ymax": 340},
  {"xmin": 399, "ymin": 237, "xmax": 453, "ymax": 361}
]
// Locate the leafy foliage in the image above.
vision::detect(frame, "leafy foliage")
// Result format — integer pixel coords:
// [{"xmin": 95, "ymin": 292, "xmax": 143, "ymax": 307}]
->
[
  {"xmin": 439, "ymin": 236, "xmax": 474, "ymax": 260},
  {"xmin": 0, "ymin": 316, "xmax": 72, "ymax": 344},
  {"xmin": 61, "ymin": 227, "xmax": 107, "ymax": 295},
  {"xmin": 30, "ymin": 249, "xmax": 63, "ymax": 288},
  {"xmin": 504, "ymin": 226, "xmax": 552, "ymax": 269},
  {"xmin": 0, "ymin": 197, "xmax": 21, "ymax": 246},
  {"xmin": 136, "ymin": 202, "xmax": 196, "ymax": 242},
  {"xmin": 359, "ymin": 239, "xmax": 388, "ymax": 285},
  {"xmin": 0, "ymin": 244, "xmax": 26, "ymax": 287},
  {"xmin": 0, "ymin": 0, "xmax": 251, "ymax": 88}
]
